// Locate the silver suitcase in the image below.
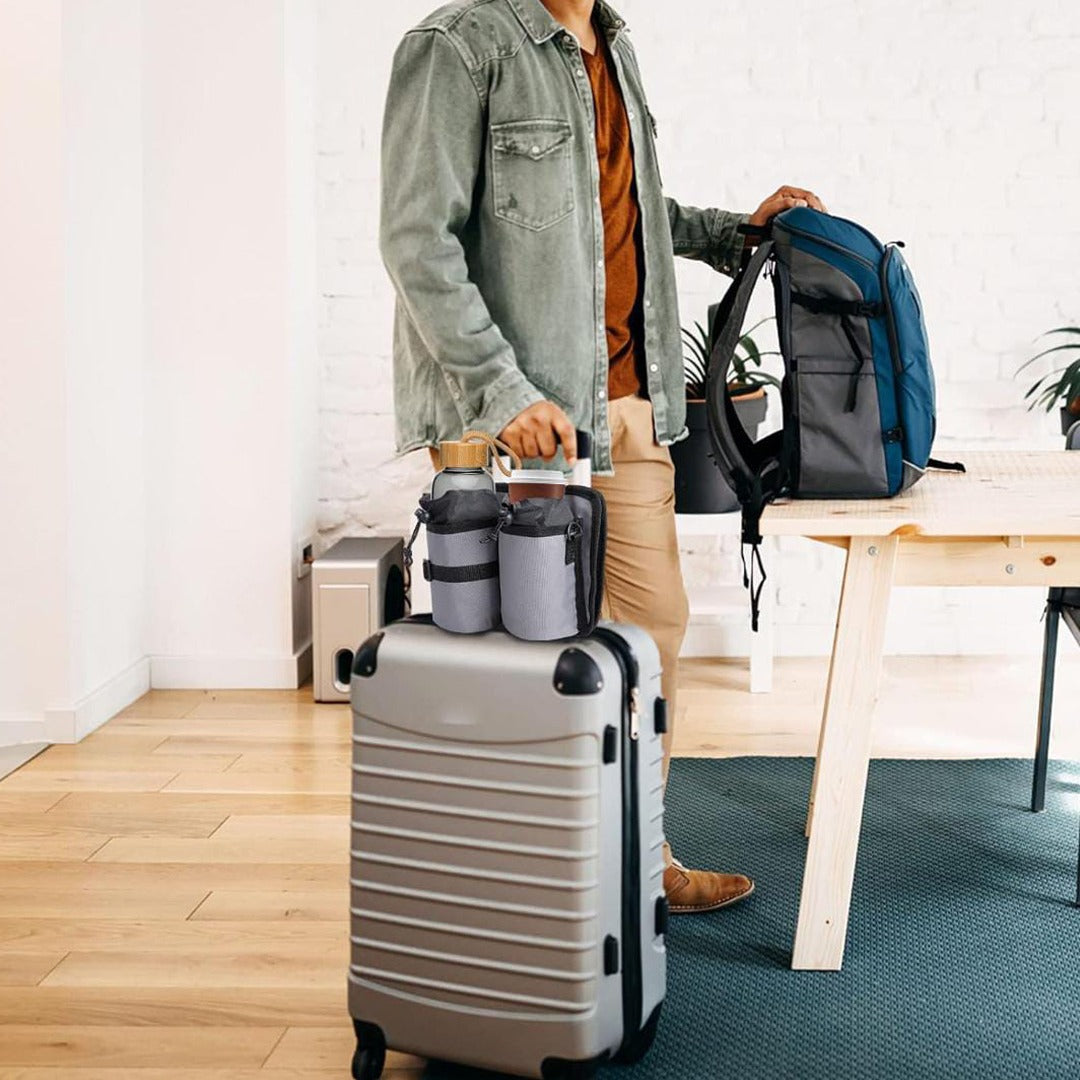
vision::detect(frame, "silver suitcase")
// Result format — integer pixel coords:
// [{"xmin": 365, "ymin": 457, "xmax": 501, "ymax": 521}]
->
[{"xmin": 348, "ymin": 616, "xmax": 667, "ymax": 1079}]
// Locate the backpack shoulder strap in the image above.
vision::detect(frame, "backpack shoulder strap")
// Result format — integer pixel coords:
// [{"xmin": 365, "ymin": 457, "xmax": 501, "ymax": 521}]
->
[
  {"xmin": 705, "ymin": 239, "xmax": 783, "ymax": 632},
  {"xmin": 705, "ymin": 240, "xmax": 784, "ymax": 533}
]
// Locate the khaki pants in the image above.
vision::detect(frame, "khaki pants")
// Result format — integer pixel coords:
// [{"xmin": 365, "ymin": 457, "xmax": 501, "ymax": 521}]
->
[{"xmin": 592, "ymin": 395, "xmax": 689, "ymax": 783}]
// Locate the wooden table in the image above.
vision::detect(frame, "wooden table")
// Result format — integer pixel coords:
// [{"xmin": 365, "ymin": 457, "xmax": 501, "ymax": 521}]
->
[{"xmin": 760, "ymin": 451, "xmax": 1080, "ymax": 970}]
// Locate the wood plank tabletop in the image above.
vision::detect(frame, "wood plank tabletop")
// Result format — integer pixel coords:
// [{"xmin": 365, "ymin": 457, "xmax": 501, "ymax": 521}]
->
[{"xmin": 760, "ymin": 451, "xmax": 1080, "ymax": 538}]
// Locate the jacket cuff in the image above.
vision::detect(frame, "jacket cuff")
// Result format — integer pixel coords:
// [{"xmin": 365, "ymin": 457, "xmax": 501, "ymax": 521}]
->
[
  {"xmin": 707, "ymin": 210, "xmax": 751, "ymax": 276},
  {"xmin": 474, "ymin": 367, "xmax": 546, "ymax": 440}
]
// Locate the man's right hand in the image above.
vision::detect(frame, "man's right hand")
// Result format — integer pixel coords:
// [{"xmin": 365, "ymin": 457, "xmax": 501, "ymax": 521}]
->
[{"xmin": 498, "ymin": 401, "xmax": 577, "ymax": 465}]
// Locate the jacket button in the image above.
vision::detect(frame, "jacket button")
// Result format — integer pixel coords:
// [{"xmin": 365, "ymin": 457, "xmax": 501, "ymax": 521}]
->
[
  {"xmin": 597, "ymin": 389, "xmax": 606, "ymax": 400},
  {"xmin": 530, "ymin": 145, "xmax": 541, "ymax": 157},
  {"xmin": 650, "ymin": 363, "xmax": 659, "ymax": 373}
]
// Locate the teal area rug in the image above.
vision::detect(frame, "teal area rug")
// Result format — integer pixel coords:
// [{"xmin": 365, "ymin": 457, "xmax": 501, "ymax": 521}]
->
[
  {"xmin": 632, "ymin": 757, "xmax": 1080, "ymax": 1080},
  {"xmin": 421, "ymin": 758, "xmax": 1080, "ymax": 1079}
]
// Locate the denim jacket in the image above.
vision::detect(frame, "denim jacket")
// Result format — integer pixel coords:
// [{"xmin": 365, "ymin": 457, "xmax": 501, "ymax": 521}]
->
[{"xmin": 381, "ymin": 0, "xmax": 748, "ymax": 473}]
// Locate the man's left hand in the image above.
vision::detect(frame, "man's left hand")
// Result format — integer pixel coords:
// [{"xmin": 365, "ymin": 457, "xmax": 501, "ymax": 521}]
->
[{"xmin": 749, "ymin": 185, "xmax": 827, "ymax": 228}]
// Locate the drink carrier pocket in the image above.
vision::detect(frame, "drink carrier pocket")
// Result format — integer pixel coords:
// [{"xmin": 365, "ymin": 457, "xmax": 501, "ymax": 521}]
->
[
  {"xmin": 497, "ymin": 486, "xmax": 606, "ymax": 641},
  {"xmin": 410, "ymin": 488, "xmax": 503, "ymax": 634}
]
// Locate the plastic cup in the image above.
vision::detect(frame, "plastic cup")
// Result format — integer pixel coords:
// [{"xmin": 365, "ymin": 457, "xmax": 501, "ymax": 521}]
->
[{"xmin": 507, "ymin": 469, "xmax": 567, "ymax": 503}]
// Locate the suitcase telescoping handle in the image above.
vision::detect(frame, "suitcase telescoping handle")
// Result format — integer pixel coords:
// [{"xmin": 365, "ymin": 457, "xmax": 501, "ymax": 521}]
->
[{"xmin": 567, "ymin": 428, "xmax": 591, "ymax": 487}]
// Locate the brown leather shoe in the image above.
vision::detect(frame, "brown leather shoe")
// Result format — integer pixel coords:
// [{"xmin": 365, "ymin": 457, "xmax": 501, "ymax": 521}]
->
[{"xmin": 663, "ymin": 857, "xmax": 755, "ymax": 914}]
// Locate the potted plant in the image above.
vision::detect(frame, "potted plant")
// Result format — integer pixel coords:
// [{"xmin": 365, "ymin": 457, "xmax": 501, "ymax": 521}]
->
[
  {"xmin": 1018, "ymin": 326, "xmax": 1080, "ymax": 435},
  {"xmin": 670, "ymin": 316, "xmax": 780, "ymax": 513}
]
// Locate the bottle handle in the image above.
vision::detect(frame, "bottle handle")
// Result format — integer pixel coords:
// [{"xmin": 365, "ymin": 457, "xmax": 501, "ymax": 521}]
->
[{"xmin": 460, "ymin": 429, "xmax": 522, "ymax": 477}]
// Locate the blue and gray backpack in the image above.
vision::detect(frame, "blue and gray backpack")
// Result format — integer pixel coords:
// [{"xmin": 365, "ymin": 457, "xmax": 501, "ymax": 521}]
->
[{"xmin": 706, "ymin": 207, "xmax": 961, "ymax": 623}]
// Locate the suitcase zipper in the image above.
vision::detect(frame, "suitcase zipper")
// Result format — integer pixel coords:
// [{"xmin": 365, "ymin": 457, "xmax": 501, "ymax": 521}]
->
[{"xmin": 629, "ymin": 686, "xmax": 641, "ymax": 741}]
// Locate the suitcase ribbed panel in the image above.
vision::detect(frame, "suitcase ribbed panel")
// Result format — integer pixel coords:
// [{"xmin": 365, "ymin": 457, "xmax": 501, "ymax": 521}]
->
[{"xmin": 351, "ymin": 718, "xmax": 602, "ymax": 1017}]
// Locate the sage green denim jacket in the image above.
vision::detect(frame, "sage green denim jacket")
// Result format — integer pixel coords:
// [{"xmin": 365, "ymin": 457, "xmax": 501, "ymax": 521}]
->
[{"xmin": 381, "ymin": 0, "xmax": 748, "ymax": 473}]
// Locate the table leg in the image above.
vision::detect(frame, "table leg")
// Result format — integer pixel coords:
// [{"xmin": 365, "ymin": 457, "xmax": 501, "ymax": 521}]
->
[
  {"xmin": 792, "ymin": 535, "xmax": 898, "ymax": 971},
  {"xmin": 804, "ymin": 681, "xmax": 830, "ymax": 839},
  {"xmin": 805, "ymin": 539, "xmax": 851, "ymax": 839}
]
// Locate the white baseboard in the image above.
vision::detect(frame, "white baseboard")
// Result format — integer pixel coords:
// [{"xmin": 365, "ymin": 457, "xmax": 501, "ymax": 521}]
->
[
  {"xmin": 0, "ymin": 716, "xmax": 48, "ymax": 748},
  {"xmin": 44, "ymin": 656, "xmax": 151, "ymax": 744},
  {"xmin": 150, "ymin": 643, "xmax": 312, "ymax": 690}
]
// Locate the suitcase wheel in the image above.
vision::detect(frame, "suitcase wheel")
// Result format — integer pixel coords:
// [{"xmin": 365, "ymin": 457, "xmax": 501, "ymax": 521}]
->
[
  {"xmin": 351, "ymin": 1021, "xmax": 386, "ymax": 1080},
  {"xmin": 351, "ymin": 1046, "xmax": 384, "ymax": 1080},
  {"xmin": 540, "ymin": 1059, "xmax": 600, "ymax": 1080}
]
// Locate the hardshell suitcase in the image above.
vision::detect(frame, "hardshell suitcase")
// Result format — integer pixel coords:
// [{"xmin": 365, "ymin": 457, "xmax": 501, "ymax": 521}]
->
[{"xmin": 348, "ymin": 616, "xmax": 667, "ymax": 1080}]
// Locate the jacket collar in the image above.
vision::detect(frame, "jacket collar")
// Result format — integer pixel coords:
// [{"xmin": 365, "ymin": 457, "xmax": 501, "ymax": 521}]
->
[{"xmin": 505, "ymin": 0, "xmax": 627, "ymax": 45}]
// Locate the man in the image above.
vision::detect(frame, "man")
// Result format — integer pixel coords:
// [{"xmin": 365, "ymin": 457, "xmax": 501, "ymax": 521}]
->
[{"xmin": 380, "ymin": 0, "xmax": 825, "ymax": 912}]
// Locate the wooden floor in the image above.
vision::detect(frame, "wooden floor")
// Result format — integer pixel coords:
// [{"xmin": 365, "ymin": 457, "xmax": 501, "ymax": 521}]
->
[{"xmin": 0, "ymin": 652, "xmax": 1078, "ymax": 1078}]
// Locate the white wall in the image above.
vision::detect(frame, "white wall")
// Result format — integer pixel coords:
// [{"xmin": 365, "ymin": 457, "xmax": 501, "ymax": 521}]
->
[
  {"xmin": 0, "ymin": 0, "xmax": 69, "ymax": 745},
  {"xmin": 316, "ymin": 0, "xmax": 1080, "ymax": 656},
  {"xmin": 61, "ymin": 0, "xmax": 148, "ymax": 727},
  {"xmin": 0, "ymin": 0, "xmax": 148, "ymax": 746},
  {"xmin": 143, "ymin": 0, "xmax": 319, "ymax": 689},
  {"xmin": 0, "ymin": 0, "xmax": 320, "ymax": 744}
]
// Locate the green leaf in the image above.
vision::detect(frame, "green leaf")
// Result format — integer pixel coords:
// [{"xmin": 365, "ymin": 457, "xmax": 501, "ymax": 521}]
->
[
  {"xmin": 748, "ymin": 373, "xmax": 782, "ymax": 389},
  {"xmin": 681, "ymin": 329, "xmax": 708, "ymax": 367},
  {"xmin": 1015, "ymin": 342, "xmax": 1080, "ymax": 374},
  {"xmin": 739, "ymin": 336, "xmax": 762, "ymax": 366},
  {"xmin": 743, "ymin": 316, "xmax": 776, "ymax": 336}
]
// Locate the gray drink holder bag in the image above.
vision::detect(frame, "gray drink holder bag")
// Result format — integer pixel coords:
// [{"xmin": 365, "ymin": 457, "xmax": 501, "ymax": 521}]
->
[
  {"xmin": 497, "ymin": 486, "xmax": 606, "ymax": 641},
  {"xmin": 409, "ymin": 488, "xmax": 503, "ymax": 634}
]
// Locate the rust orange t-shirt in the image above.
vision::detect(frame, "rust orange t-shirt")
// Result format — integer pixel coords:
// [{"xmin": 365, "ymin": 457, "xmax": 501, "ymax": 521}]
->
[{"xmin": 582, "ymin": 31, "xmax": 646, "ymax": 401}]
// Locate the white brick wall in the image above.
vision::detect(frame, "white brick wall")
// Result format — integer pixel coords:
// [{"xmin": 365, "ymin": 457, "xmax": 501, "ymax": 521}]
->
[{"xmin": 316, "ymin": 0, "xmax": 1080, "ymax": 655}]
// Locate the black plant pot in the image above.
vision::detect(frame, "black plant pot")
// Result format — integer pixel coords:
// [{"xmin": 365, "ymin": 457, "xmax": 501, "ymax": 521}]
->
[{"xmin": 670, "ymin": 393, "xmax": 768, "ymax": 514}]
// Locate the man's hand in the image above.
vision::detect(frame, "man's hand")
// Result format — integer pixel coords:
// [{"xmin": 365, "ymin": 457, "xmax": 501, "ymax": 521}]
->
[
  {"xmin": 499, "ymin": 401, "xmax": 577, "ymax": 465},
  {"xmin": 749, "ymin": 185, "xmax": 827, "ymax": 228}
]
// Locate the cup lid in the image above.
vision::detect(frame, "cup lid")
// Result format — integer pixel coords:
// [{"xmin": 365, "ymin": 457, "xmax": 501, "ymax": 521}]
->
[{"xmin": 509, "ymin": 469, "xmax": 566, "ymax": 483}]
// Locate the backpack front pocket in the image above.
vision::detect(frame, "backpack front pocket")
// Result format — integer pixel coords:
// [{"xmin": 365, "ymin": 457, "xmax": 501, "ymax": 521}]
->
[
  {"xmin": 793, "ymin": 357, "xmax": 888, "ymax": 496},
  {"xmin": 490, "ymin": 119, "xmax": 575, "ymax": 232}
]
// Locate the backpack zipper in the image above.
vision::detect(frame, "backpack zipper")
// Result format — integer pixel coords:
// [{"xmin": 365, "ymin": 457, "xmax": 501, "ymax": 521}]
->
[
  {"xmin": 879, "ymin": 245, "xmax": 903, "ymax": 376},
  {"xmin": 775, "ymin": 221, "xmax": 877, "ymax": 273}
]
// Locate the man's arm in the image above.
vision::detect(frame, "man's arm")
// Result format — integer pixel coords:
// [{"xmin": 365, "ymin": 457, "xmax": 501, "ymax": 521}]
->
[
  {"xmin": 665, "ymin": 200, "xmax": 750, "ymax": 277},
  {"xmin": 380, "ymin": 29, "xmax": 543, "ymax": 439},
  {"xmin": 665, "ymin": 186, "xmax": 827, "ymax": 276}
]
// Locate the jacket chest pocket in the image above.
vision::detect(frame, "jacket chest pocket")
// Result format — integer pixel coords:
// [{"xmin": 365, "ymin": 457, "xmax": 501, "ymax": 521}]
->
[{"xmin": 490, "ymin": 119, "xmax": 575, "ymax": 232}]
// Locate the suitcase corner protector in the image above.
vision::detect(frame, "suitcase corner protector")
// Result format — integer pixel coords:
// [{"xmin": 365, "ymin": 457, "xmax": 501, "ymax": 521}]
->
[
  {"xmin": 552, "ymin": 646, "xmax": 604, "ymax": 696},
  {"xmin": 352, "ymin": 630, "xmax": 385, "ymax": 679}
]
